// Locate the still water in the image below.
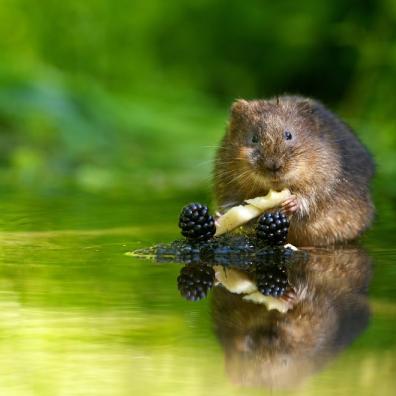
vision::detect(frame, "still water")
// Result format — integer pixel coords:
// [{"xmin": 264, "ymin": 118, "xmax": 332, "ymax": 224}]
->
[{"xmin": 0, "ymin": 191, "xmax": 394, "ymax": 395}]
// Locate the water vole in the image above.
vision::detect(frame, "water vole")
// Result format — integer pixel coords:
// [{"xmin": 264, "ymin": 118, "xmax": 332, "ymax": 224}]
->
[{"xmin": 214, "ymin": 96, "xmax": 375, "ymax": 246}]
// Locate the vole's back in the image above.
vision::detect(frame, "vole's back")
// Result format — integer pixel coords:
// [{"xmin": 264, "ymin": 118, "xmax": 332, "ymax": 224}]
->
[{"xmin": 309, "ymin": 99, "xmax": 375, "ymax": 184}]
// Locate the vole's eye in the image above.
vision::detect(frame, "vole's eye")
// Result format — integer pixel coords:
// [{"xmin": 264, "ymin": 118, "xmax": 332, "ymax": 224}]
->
[
  {"xmin": 251, "ymin": 133, "xmax": 259, "ymax": 144},
  {"xmin": 284, "ymin": 131, "xmax": 293, "ymax": 140}
]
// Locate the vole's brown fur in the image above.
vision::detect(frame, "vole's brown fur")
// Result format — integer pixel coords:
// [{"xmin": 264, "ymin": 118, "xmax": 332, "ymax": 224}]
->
[{"xmin": 214, "ymin": 95, "xmax": 375, "ymax": 246}]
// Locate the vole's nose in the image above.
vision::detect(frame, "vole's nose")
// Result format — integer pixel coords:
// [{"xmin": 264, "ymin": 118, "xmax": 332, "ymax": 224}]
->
[{"xmin": 265, "ymin": 160, "xmax": 282, "ymax": 172}]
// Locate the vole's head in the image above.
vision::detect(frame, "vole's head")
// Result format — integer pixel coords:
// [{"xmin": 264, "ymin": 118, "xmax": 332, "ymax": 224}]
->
[{"xmin": 225, "ymin": 96, "xmax": 338, "ymax": 192}]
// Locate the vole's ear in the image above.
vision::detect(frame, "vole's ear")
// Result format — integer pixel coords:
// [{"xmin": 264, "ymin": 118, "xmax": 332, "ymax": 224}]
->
[
  {"xmin": 295, "ymin": 97, "xmax": 320, "ymax": 116},
  {"xmin": 228, "ymin": 99, "xmax": 250, "ymax": 136},
  {"xmin": 230, "ymin": 99, "xmax": 249, "ymax": 119}
]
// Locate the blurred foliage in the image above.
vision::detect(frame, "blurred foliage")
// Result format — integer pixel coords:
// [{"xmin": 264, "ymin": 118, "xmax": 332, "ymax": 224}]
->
[
  {"xmin": 0, "ymin": 0, "xmax": 395, "ymax": 199},
  {"xmin": 0, "ymin": 4, "xmax": 395, "ymax": 394}
]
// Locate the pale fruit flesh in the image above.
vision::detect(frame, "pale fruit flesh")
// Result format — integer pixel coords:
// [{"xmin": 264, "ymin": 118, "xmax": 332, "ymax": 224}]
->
[{"xmin": 215, "ymin": 189, "xmax": 291, "ymax": 236}]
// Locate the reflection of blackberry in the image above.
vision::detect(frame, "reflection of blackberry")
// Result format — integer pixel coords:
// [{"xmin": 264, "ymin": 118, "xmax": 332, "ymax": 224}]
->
[
  {"xmin": 255, "ymin": 264, "xmax": 288, "ymax": 297},
  {"xmin": 177, "ymin": 264, "xmax": 215, "ymax": 301},
  {"xmin": 178, "ymin": 203, "xmax": 216, "ymax": 242},
  {"xmin": 256, "ymin": 211, "xmax": 289, "ymax": 246},
  {"xmin": 152, "ymin": 235, "xmax": 302, "ymax": 267}
]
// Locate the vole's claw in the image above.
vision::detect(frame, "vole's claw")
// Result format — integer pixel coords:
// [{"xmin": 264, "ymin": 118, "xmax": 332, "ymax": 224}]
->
[
  {"xmin": 215, "ymin": 211, "xmax": 222, "ymax": 227},
  {"xmin": 281, "ymin": 195, "xmax": 299, "ymax": 216}
]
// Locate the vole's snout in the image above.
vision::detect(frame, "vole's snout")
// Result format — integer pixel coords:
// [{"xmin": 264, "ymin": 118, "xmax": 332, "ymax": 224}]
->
[
  {"xmin": 261, "ymin": 159, "xmax": 282, "ymax": 173},
  {"xmin": 267, "ymin": 160, "xmax": 282, "ymax": 172}
]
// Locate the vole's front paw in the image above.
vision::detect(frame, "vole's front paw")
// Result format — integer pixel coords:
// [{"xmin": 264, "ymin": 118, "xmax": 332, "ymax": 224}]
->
[{"xmin": 281, "ymin": 195, "xmax": 299, "ymax": 216}]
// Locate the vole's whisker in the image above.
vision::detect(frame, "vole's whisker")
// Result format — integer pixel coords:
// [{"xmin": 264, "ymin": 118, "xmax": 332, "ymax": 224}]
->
[
  {"xmin": 215, "ymin": 160, "xmax": 238, "ymax": 167},
  {"xmin": 194, "ymin": 159, "xmax": 215, "ymax": 167},
  {"xmin": 223, "ymin": 169, "xmax": 252, "ymax": 187}
]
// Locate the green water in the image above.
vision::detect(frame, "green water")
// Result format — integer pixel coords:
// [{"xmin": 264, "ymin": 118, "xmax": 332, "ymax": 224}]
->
[{"xmin": 0, "ymin": 190, "xmax": 394, "ymax": 396}]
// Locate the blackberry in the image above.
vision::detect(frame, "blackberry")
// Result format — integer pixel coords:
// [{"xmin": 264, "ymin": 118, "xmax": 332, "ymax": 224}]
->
[
  {"xmin": 255, "ymin": 264, "xmax": 288, "ymax": 297},
  {"xmin": 178, "ymin": 203, "xmax": 216, "ymax": 241},
  {"xmin": 256, "ymin": 211, "xmax": 289, "ymax": 246},
  {"xmin": 177, "ymin": 264, "xmax": 215, "ymax": 301}
]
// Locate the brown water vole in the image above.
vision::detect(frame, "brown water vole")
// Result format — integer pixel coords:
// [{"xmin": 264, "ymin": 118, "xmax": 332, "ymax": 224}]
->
[{"xmin": 214, "ymin": 96, "xmax": 375, "ymax": 246}]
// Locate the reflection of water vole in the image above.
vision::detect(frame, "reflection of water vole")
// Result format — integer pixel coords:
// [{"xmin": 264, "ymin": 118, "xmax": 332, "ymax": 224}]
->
[
  {"xmin": 211, "ymin": 247, "xmax": 371, "ymax": 389},
  {"xmin": 214, "ymin": 96, "xmax": 375, "ymax": 246}
]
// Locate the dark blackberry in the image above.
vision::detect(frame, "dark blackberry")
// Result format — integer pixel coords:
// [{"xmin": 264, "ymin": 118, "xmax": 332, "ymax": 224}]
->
[
  {"xmin": 178, "ymin": 203, "xmax": 216, "ymax": 241},
  {"xmin": 177, "ymin": 264, "xmax": 215, "ymax": 301},
  {"xmin": 255, "ymin": 264, "xmax": 288, "ymax": 297},
  {"xmin": 256, "ymin": 211, "xmax": 289, "ymax": 246}
]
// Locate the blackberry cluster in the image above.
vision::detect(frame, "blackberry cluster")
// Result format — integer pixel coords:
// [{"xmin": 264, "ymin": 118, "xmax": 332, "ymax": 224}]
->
[
  {"xmin": 254, "ymin": 264, "xmax": 288, "ymax": 297},
  {"xmin": 177, "ymin": 264, "xmax": 215, "ymax": 301},
  {"xmin": 256, "ymin": 211, "xmax": 289, "ymax": 246},
  {"xmin": 178, "ymin": 203, "xmax": 216, "ymax": 241}
]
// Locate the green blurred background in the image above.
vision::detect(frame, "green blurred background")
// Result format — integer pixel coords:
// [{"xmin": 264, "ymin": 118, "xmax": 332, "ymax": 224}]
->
[
  {"xmin": 0, "ymin": 3, "xmax": 395, "ymax": 395},
  {"xmin": 0, "ymin": 0, "xmax": 395, "ymax": 200}
]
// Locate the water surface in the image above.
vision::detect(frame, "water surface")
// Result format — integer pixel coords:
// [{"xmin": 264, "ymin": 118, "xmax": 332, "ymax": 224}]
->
[{"xmin": 0, "ymin": 191, "xmax": 394, "ymax": 395}]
